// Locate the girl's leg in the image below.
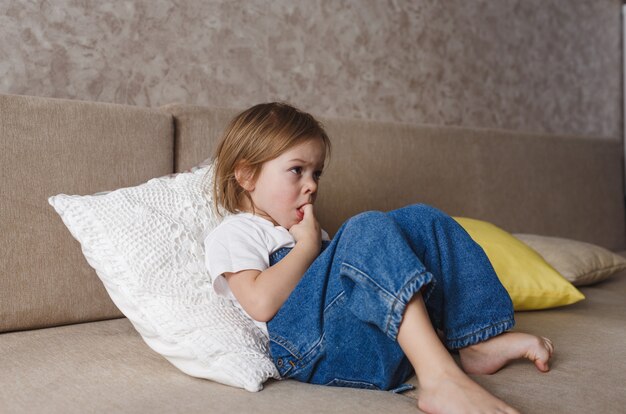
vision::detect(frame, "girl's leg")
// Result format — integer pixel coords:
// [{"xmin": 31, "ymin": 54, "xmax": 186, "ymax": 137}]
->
[
  {"xmin": 387, "ymin": 204, "xmax": 553, "ymax": 374},
  {"xmin": 397, "ymin": 293, "xmax": 519, "ymax": 414},
  {"xmin": 327, "ymin": 210, "xmax": 521, "ymax": 412}
]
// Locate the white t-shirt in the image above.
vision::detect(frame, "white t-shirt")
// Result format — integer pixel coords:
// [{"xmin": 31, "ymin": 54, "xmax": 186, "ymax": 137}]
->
[{"xmin": 203, "ymin": 212, "xmax": 330, "ymax": 336}]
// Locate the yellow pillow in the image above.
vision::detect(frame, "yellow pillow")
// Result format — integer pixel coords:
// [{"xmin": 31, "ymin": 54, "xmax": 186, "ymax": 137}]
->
[{"xmin": 453, "ymin": 217, "xmax": 585, "ymax": 311}]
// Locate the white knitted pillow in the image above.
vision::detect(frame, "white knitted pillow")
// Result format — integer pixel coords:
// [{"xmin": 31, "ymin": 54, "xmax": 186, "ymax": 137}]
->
[{"xmin": 48, "ymin": 161, "xmax": 279, "ymax": 392}]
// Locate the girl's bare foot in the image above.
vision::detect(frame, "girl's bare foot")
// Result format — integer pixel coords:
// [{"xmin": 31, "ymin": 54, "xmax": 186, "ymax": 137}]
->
[
  {"xmin": 459, "ymin": 332, "xmax": 554, "ymax": 375},
  {"xmin": 417, "ymin": 368, "xmax": 520, "ymax": 414}
]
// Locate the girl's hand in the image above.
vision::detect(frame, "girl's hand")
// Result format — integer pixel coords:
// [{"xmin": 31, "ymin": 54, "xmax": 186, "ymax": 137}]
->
[{"xmin": 289, "ymin": 203, "xmax": 321, "ymax": 254}]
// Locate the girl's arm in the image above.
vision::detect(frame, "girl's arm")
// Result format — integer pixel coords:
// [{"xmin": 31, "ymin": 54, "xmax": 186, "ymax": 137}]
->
[{"xmin": 224, "ymin": 204, "xmax": 321, "ymax": 322}]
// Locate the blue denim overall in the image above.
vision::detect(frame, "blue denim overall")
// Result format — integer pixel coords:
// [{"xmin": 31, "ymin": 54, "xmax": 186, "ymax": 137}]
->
[{"xmin": 266, "ymin": 204, "xmax": 514, "ymax": 392}]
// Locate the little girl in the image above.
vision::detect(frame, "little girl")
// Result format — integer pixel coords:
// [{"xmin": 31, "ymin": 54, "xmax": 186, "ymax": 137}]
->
[{"xmin": 203, "ymin": 102, "xmax": 554, "ymax": 414}]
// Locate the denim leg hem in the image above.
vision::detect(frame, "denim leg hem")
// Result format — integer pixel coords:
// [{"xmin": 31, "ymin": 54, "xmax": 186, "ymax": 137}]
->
[
  {"xmin": 445, "ymin": 317, "xmax": 515, "ymax": 350},
  {"xmin": 385, "ymin": 270, "xmax": 435, "ymax": 341}
]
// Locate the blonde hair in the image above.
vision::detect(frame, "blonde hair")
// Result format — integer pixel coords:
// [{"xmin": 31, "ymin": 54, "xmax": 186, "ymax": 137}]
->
[{"xmin": 211, "ymin": 102, "xmax": 331, "ymax": 217}]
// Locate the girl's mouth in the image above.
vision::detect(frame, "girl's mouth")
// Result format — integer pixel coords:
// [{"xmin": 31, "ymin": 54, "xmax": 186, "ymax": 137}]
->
[{"xmin": 296, "ymin": 207, "xmax": 304, "ymax": 221}]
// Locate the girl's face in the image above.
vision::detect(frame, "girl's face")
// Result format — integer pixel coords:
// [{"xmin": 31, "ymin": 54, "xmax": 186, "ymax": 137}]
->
[{"xmin": 240, "ymin": 137, "xmax": 326, "ymax": 229}]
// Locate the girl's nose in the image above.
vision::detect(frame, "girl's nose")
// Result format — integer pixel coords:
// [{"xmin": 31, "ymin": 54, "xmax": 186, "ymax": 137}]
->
[{"xmin": 304, "ymin": 176, "xmax": 318, "ymax": 194}]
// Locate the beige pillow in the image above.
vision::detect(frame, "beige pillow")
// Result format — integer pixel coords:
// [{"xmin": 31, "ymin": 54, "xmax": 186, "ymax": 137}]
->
[{"xmin": 513, "ymin": 234, "xmax": 626, "ymax": 286}]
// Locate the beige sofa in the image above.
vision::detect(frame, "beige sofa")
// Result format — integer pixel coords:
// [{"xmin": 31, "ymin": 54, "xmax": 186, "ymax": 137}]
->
[{"xmin": 1, "ymin": 93, "xmax": 625, "ymax": 413}]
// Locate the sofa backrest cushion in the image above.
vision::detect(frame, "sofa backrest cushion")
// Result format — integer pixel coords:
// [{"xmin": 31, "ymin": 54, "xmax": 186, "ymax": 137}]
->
[
  {"xmin": 163, "ymin": 104, "xmax": 626, "ymax": 251},
  {"xmin": 1, "ymin": 94, "xmax": 174, "ymax": 333}
]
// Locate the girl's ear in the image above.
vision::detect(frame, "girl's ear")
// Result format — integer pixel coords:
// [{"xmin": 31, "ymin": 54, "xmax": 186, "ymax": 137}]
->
[{"xmin": 234, "ymin": 161, "xmax": 255, "ymax": 192}]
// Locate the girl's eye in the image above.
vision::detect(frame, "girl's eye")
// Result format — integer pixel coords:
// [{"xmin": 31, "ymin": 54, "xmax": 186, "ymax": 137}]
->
[{"xmin": 290, "ymin": 167, "xmax": 323, "ymax": 180}]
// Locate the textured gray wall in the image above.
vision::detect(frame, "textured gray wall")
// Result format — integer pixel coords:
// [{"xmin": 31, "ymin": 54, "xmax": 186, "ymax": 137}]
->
[{"xmin": 0, "ymin": 0, "xmax": 621, "ymax": 138}]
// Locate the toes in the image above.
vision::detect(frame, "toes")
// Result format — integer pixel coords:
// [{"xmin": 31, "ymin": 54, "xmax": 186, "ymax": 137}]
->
[
  {"xmin": 535, "ymin": 359, "xmax": 550, "ymax": 372},
  {"xmin": 534, "ymin": 337, "xmax": 553, "ymax": 372},
  {"xmin": 542, "ymin": 337, "xmax": 555, "ymax": 356}
]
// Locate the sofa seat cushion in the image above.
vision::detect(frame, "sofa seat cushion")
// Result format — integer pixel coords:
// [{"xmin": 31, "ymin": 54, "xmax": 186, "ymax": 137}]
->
[
  {"xmin": 1, "ymin": 267, "xmax": 625, "ymax": 413},
  {"xmin": 0, "ymin": 318, "xmax": 419, "ymax": 413}
]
